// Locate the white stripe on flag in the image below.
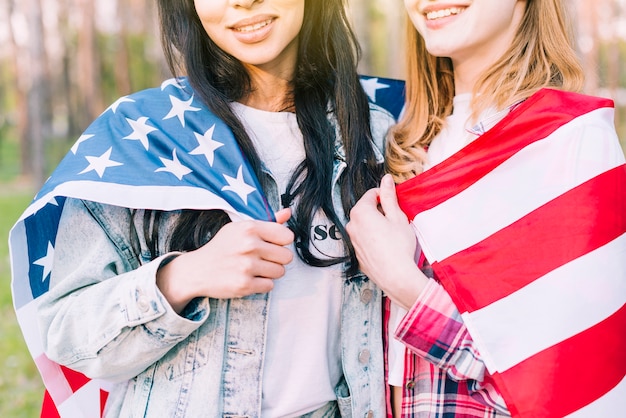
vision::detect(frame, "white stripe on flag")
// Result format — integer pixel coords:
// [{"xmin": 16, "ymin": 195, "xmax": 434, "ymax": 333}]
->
[
  {"xmin": 19, "ymin": 181, "xmax": 252, "ymax": 224},
  {"xmin": 461, "ymin": 233, "xmax": 626, "ymax": 373},
  {"xmin": 9, "ymin": 219, "xmax": 34, "ymax": 310},
  {"xmin": 15, "ymin": 298, "xmax": 45, "ymax": 357},
  {"xmin": 414, "ymin": 108, "xmax": 623, "ymax": 263},
  {"xmin": 56, "ymin": 379, "xmax": 103, "ymax": 418},
  {"xmin": 565, "ymin": 375, "xmax": 626, "ymax": 418}
]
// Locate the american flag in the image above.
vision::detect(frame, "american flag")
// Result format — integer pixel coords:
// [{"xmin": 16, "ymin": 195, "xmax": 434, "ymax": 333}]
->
[
  {"xmin": 396, "ymin": 88, "xmax": 626, "ymax": 417},
  {"xmin": 9, "ymin": 76, "xmax": 405, "ymax": 417}
]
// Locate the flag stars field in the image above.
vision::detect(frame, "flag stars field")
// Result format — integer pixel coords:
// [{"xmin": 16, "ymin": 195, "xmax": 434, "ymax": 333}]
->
[
  {"xmin": 360, "ymin": 77, "xmax": 390, "ymax": 103},
  {"xmin": 190, "ymin": 125, "xmax": 224, "ymax": 166},
  {"xmin": 71, "ymin": 134, "xmax": 94, "ymax": 154},
  {"xmin": 161, "ymin": 77, "xmax": 185, "ymax": 91},
  {"xmin": 163, "ymin": 95, "xmax": 201, "ymax": 127},
  {"xmin": 106, "ymin": 96, "xmax": 135, "ymax": 114},
  {"xmin": 156, "ymin": 149, "xmax": 193, "ymax": 180},
  {"xmin": 123, "ymin": 117, "xmax": 158, "ymax": 150},
  {"xmin": 33, "ymin": 242, "xmax": 55, "ymax": 283},
  {"xmin": 222, "ymin": 166, "xmax": 256, "ymax": 205},
  {"xmin": 79, "ymin": 147, "xmax": 123, "ymax": 178}
]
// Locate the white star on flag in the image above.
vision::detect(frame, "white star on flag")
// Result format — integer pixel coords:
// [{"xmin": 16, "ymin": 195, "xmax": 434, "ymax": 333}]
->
[
  {"xmin": 123, "ymin": 116, "xmax": 158, "ymax": 150},
  {"xmin": 33, "ymin": 242, "xmax": 55, "ymax": 282},
  {"xmin": 155, "ymin": 149, "xmax": 192, "ymax": 180},
  {"xmin": 222, "ymin": 165, "xmax": 256, "ymax": 205},
  {"xmin": 106, "ymin": 96, "xmax": 135, "ymax": 114},
  {"xmin": 71, "ymin": 134, "xmax": 94, "ymax": 154},
  {"xmin": 163, "ymin": 95, "xmax": 201, "ymax": 127},
  {"xmin": 79, "ymin": 147, "xmax": 123, "ymax": 178},
  {"xmin": 161, "ymin": 78, "xmax": 185, "ymax": 90},
  {"xmin": 190, "ymin": 125, "xmax": 224, "ymax": 166},
  {"xmin": 360, "ymin": 77, "xmax": 390, "ymax": 103}
]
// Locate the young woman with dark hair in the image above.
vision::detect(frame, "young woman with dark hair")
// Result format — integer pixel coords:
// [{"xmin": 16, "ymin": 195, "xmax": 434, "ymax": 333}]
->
[{"xmin": 17, "ymin": 0, "xmax": 398, "ymax": 416}]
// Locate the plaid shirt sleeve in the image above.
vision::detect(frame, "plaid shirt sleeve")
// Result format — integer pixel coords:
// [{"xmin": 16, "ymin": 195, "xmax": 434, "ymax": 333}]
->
[{"xmin": 394, "ymin": 280, "xmax": 510, "ymax": 414}]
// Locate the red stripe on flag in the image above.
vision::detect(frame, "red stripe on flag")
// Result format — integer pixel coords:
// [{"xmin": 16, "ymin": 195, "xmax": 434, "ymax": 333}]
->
[
  {"xmin": 433, "ymin": 165, "xmax": 626, "ymax": 312},
  {"xmin": 60, "ymin": 365, "xmax": 91, "ymax": 393},
  {"xmin": 41, "ymin": 390, "xmax": 61, "ymax": 418},
  {"xmin": 34, "ymin": 354, "xmax": 73, "ymax": 405},
  {"xmin": 396, "ymin": 89, "xmax": 613, "ymax": 219},
  {"xmin": 492, "ymin": 303, "xmax": 626, "ymax": 418},
  {"xmin": 100, "ymin": 390, "xmax": 109, "ymax": 417}
]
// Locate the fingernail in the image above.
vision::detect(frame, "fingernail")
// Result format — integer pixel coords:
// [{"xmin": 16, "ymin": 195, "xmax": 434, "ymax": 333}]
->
[{"xmin": 382, "ymin": 174, "xmax": 394, "ymax": 187}]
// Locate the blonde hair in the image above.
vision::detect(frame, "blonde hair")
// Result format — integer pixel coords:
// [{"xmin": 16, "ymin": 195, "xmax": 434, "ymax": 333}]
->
[{"xmin": 386, "ymin": 0, "xmax": 585, "ymax": 182}]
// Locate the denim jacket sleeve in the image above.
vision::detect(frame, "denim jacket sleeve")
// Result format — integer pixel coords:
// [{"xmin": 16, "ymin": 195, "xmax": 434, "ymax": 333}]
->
[{"xmin": 37, "ymin": 198, "xmax": 210, "ymax": 382}]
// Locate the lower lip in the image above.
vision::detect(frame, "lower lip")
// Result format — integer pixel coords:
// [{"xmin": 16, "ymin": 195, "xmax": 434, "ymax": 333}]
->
[{"xmin": 231, "ymin": 19, "xmax": 275, "ymax": 44}]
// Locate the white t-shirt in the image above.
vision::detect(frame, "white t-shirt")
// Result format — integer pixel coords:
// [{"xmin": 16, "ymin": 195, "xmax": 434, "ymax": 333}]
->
[
  {"xmin": 387, "ymin": 94, "xmax": 476, "ymax": 386},
  {"xmin": 232, "ymin": 103, "xmax": 343, "ymax": 417}
]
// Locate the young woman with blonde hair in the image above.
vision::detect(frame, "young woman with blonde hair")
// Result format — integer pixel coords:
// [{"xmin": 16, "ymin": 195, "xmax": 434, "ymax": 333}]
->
[{"xmin": 347, "ymin": 0, "xmax": 626, "ymax": 416}]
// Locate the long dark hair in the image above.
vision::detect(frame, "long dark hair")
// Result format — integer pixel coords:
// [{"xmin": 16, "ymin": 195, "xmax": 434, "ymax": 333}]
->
[{"xmin": 149, "ymin": 0, "xmax": 382, "ymax": 275}]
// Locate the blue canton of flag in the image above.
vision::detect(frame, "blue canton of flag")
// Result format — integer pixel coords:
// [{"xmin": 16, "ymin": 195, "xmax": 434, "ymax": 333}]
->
[
  {"xmin": 9, "ymin": 75, "xmax": 405, "ymax": 418},
  {"xmin": 13, "ymin": 77, "xmax": 274, "ymax": 305},
  {"xmin": 360, "ymin": 75, "xmax": 405, "ymax": 120}
]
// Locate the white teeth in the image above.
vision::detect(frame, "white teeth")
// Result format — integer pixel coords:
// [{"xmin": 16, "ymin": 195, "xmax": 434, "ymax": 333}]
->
[
  {"xmin": 234, "ymin": 19, "xmax": 272, "ymax": 32},
  {"xmin": 426, "ymin": 7, "xmax": 465, "ymax": 20}
]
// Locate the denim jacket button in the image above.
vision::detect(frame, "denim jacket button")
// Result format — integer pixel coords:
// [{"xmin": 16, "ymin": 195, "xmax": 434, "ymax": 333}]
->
[
  {"xmin": 137, "ymin": 297, "xmax": 150, "ymax": 313},
  {"xmin": 358, "ymin": 349, "xmax": 370, "ymax": 364},
  {"xmin": 360, "ymin": 289, "xmax": 373, "ymax": 304}
]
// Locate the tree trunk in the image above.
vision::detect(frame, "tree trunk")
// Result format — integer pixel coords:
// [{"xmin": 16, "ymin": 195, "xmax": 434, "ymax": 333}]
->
[
  {"xmin": 76, "ymin": 0, "xmax": 103, "ymax": 128},
  {"xmin": 58, "ymin": 0, "xmax": 81, "ymax": 140},
  {"xmin": 381, "ymin": 0, "xmax": 406, "ymax": 79},
  {"xmin": 349, "ymin": 0, "xmax": 373, "ymax": 76},
  {"xmin": 6, "ymin": 0, "xmax": 30, "ymax": 178},
  {"xmin": 25, "ymin": 0, "xmax": 47, "ymax": 187},
  {"xmin": 115, "ymin": 0, "xmax": 132, "ymax": 95},
  {"xmin": 577, "ymin": 0, "xmax": 600, "ymax": 95}
]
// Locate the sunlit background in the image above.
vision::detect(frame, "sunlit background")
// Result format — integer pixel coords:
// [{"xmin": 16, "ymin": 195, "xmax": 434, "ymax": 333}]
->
[
  {"xmin": 0, "ymin": 0, "xmax": 625, "ymax": 187},
  {"xmin": 0, "ymin": 0, "xmax": 625, "ymax": 415}
]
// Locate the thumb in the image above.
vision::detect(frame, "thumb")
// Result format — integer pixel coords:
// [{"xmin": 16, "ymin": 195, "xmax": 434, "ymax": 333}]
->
[
  {"xmin": 378, "ymin": 174, "xmax": 406, "ymax": 223},
  {"xmin": 274, "ymin": 208, "xmax": 292, "ymax": 224}
]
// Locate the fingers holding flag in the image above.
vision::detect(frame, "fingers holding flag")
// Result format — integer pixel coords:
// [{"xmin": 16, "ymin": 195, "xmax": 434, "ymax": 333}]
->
[
  {"xmin": 157, "ymin": 209, "xmax": 295, "ymax": 313},
  {"xmin": 347, "ymin": 174, "xmax": 428, "ymax": 309}
]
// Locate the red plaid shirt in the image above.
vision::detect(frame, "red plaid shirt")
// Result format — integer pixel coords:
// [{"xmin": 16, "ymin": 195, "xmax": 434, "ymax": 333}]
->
[{"xmin": 384, "ymin": 277, "xmax": 511, "ymax": 417}]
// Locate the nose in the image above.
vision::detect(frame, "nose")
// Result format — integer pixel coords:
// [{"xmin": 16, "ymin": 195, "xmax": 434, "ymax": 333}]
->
[{"xmin": 229, "ymin": 0, "xmax": 263, "ymax": 8}]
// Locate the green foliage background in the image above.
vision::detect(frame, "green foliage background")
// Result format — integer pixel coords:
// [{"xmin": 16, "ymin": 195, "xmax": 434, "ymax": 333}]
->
[{"xmin": 0, "ymin": 189, "xmax": 41, "ymax": 417}]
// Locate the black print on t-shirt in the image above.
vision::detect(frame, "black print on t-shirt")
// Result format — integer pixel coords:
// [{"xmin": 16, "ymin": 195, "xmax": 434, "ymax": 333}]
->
[{"xmin": 312, "ymin": 224, "xmax": 342, "ymax": 241}]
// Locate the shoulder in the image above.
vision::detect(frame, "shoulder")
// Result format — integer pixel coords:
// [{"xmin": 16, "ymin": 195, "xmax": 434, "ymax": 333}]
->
[
  {"xmin": 99, "ymin": 77, "xmax": 199, "ymax": 121},
  {"xmin": 368, "ymin": 102, "xmax": 396, "ymax": 154},
  {"xmin": 530, "ymin": 88, "xmax": 615, "ymax": 119}
]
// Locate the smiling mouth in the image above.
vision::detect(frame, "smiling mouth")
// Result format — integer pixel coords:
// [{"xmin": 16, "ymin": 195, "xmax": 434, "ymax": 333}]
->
[
  {"xmin": 232, "ymin": 18, "xmax": 274, "ymax": 33},
  {"xmin": 425, "ymin": 7, "xmax": 466, "ymax": 20}
]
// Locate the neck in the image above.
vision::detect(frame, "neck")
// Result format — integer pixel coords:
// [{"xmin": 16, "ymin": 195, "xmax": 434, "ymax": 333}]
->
[{"xmin": 240, "ymin": 65, "xmax": 295, "ymax": 112}]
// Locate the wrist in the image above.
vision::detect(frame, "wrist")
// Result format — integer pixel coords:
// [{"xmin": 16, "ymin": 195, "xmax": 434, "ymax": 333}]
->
[
  {"xmin": 156, "ymin": 253, "xmax": 193, "ymax": 314},
  {"xmin": 385, "ymin": 261, "xmax": 428, "ymax": 310}
]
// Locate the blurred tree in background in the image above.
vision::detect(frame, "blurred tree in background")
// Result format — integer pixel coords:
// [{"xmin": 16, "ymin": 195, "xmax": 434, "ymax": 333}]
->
[{"xmin": 0, "ymin": 0, "xmax": 625, "ymax": 185}]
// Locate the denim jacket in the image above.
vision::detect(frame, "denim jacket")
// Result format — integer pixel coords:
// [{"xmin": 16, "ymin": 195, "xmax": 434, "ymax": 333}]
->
[{"xmin": 37, "ymin": 103, "xmax": 395, "ymax": 418}]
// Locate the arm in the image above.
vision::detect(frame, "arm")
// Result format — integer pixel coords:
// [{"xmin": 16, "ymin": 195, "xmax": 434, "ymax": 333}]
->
[
  {"xmin": 38, "ymin": 198, "xmax": 205, "ymax": 382},
  {"xmin": 38, "ymin": 198, "xmax": 294, "ymax": 382},
  {"xmin": 346, "ymin": 175, "xmax": 497, "ymax": 393}
]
